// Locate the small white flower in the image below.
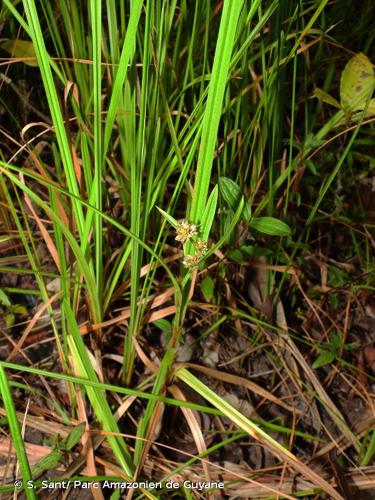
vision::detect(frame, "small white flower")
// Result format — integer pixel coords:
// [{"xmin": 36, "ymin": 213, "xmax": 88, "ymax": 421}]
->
[
  {"xmin": 182, "ymin": 254, "xmax": 200, "ymax": 270},
  {"xmin": 194, "ymin": 239, "xmax": 208, "ymax": 256},
  {"xmin": 175, "ymin": 220, "xmax": 198, "ymax": 244}
]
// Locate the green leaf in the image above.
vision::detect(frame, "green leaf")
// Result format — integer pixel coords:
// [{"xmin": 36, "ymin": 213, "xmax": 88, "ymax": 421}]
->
[
  {"xmin": 1, "ymin": 39, "xmax": 38, "ymax": 66},
  {"xmin": 312, "ymin": 350, "xmax": 336, "ymax": 369},
  {"xmin": 227, "ymin": 248, "xmax": 245, "ymax": 263},
  {"xmin": 367, "ymin": 98, "xmax": 375, "ymax": 115},
  {"xmin": 0, "ymin": 289, "xmax": 11, "ymax": 307},
  {"xmin": 63, "ymin": 422, "xmax": 85, "ymax": 451},
  {"xmin": 152, "ymin": 319, "xmax": 172, "ymax": 333},
  {"xmin": 223, "ymin": 209, "xmax": 237, "ymax": 246},
  {"xmin": 174, "ymin": 366, "xmax": 342, "ymax": 498},
  {"xmin": 304, "ymin": 133, "xmax": 326, "ymax": 149},
  {"xmin": 250, "ymin": 216, "xmax": 291, "ymax": 237},
  {"xmin": 219, "ymin": 177, "xmax": 241, "ymax": 208},
  {"xmin": 344, "ymin": 342, "xmax": 360, "ymax": 351},
  {"xmin": 218, "ymin": 177, "xmax": 251, "ymax": 221},
  {"xmin": 340, "ymin": 52, "xmax": 375, "ymax": 114},
  {"xmin": 239, "ymin": 245, "xmax": 272, "ymax": 257},
  {"xmin": 10, "ymin": 304, "xmax": 27, "ymax": 315},
  {"xmin": 351, "ymin": 98, "xmax": 375, "ymax": 120},
  {"xmin": 22, "ymin": 0, "xmax": 85, "ymax": 236},
  {"xmin": 0, "ymin": 366, "xmax": 36, "ymax": 499},
  {"xmin": 102, "ymin": 0, "xmax": 143, "ymax": 159},
  {"xmin": 312, "ymin": 88, "xmax": 341, "ymax": 109},
  {"xmin": 328, "ymin": 266, "xmax": 348, "ymax": 288},
  {"xmin": 305, "ymin": 159, "xmax": 317, "ymax": 175},
  {"xmin": 5, "ymin": 314, "xmax": 15, "ymax": 328},
  {"xmin": 31, "ymin": 449, "xmax": 63, "ymax": 476},
  {"xmin": 156, "ymin": 206, "xmax": 179, "ymax": 229},
  {"xmin": 327, "ymin": 332, "xmax": 342, "ymax": 351},
  {"xmin": 201, "ymin": 185, "xmax": 218, "ymax": 240},
  {"xmin": 189, "ymin": 0, "xmax": 245, "ymax": 225},
  {"xmin": 201, "ymin": 275, "xmax": 214, "ymax": 302}
]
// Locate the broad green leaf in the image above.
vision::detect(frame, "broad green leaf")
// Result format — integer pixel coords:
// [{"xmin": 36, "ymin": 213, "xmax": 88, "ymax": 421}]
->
[
  {"xmin": 6, "ymin": 314, "xmax": 15, "ymax": 328},
  {"xmin": 351, "ymin": 98, "xmax": 375, "ymax": 120},
  {"xmin": 340, "ymin": 52, "xmax": 375, "ymax": 114},
  {"xmin": 0, "ymin": 289, "xmax": 11, "ymax": 307},
  {"xmin": 218, "ymin": 177, "xmax": 251, "ymax": 221},
  {"xmin": 327, "ymin": 332, "xmax": 342, "ymax": 351},
  {"xmin": 63, "ymin": 422, "xmax": 86, "ymax": 451},
  {"xmin": 250, "ymin": 216, "xmax": 291, "ymax": 237},
  {"xmin": 201, "ymin": 185, "xmax": 218, "ymax": 240},
  {"xmin": 227, "ymin": 248, "xmax": 245, "ymax": 263},
  {"xmin": 11, "ymin": 305, "xmax": 27, "ymax": 315},
  {"xmin": 313, "ymin": 88, "xmax": 341, "ymax": 109},
  {"xmin": 305, "ymin": 159, "xmax": 317, "ymax": 175},
  {"xmin": 223, "ymin": 209, "xmax": 237, "ymax": 246},
  {"xmin": 312, "ymin": 350, "xmax": 336, "ymax": 369},
  {"xmin": 1, "ymin": 39, "xmax": 38, "ymax": 66},
  {"xmin": 205, "ymin": 197, "xmax": 245, "ymax": 258},
  {"xmin": 219, "ymin": 177, "xmax": 241, "ymax": 207},
  {"xmin": 368, "ymin": 98, "xmax": 375, "ymax": 114},
  {"xmin": 152, "ymin": 319, "xmax": 172, "ymax": 333},
  {"xmin": 201, "ymin": 275, "xmax": 214, "ymax": 302}
]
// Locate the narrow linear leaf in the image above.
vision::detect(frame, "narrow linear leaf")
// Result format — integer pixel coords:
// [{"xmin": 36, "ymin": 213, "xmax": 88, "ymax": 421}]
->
[
  {"xmin": 175, "ymin": 367, "xmax": 343, "ymax": 500},
  {"xmin": 0, "ymin": 162, "xmax": 180, "ymax": 295},
  {"xmin": 103, "ymin": 0, "xmax": 143, "ymax": 160},
  {"xmin": 200, "ymin": 185, "xmax": 218, "ymax": 240},
  {"xmin": 0, "ymin": 366, "xmax": 36, "ymax": 499},
  {"xmin": 0, "ymin": 358, "xmax": 221, "ymax": 415},
  {"xmin": 156, "ymin": 206, "xmax": 179, "ymax": 229},
  {"xmin": 190, "ymin": 0, "xmax": 245, "ymax": 224},
  {"xmin": 22, "ymin": 0, "xmax": 84, "ymax": 234},
  {"xmin": 32, "ymin": 449, "xmax": 63, "ymax": 477},
  {"xmin": 67, "ymin": 331, "xmax": 134, "ymax": 477}
]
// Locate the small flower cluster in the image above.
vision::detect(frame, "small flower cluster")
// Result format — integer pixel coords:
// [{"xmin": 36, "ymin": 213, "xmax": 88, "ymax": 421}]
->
[
  {"xmin": 182, "ymin": 254, "xmax": 200, "ymax": 269},
  {"xmin": 175, "ymin": 220, "xmax": 198, "ymax": 244},
  {"xmin": 175, "ymin": 220, "xmax": 208, "ymax": 271},
  {"xmin": 194, "ymin": 239, "xmax": 208, "ymax": 255}
]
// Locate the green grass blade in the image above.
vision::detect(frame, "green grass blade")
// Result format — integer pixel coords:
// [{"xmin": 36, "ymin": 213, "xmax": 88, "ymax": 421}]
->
[
  {"xmin": 189, "ymin": 0, "xmax": 245, "ymax": 225},
  {"xmin": 21, "ymin": 0, "xmax": 85, "ymax": 236},
  {"xmin": 66, "ymin": 309, "xmax": 134, "ymax": 477},
  {"xmin": 0, "ymin": 360, "xmax": 222, "ymax": 416},
  {"xmin": 102, "ymin": 0, "xmax": 143, "ymax": 160},
  {"xmin": 90, "ymin": 0, "xmax": 103, "ymax": 307},
  {"xmin": 0, "ymin": 366, "xmax": 37, "ymax": 499},
  {"xmin": 175, "ymin": 367, "xmax": 343, "ymax": 500}
]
